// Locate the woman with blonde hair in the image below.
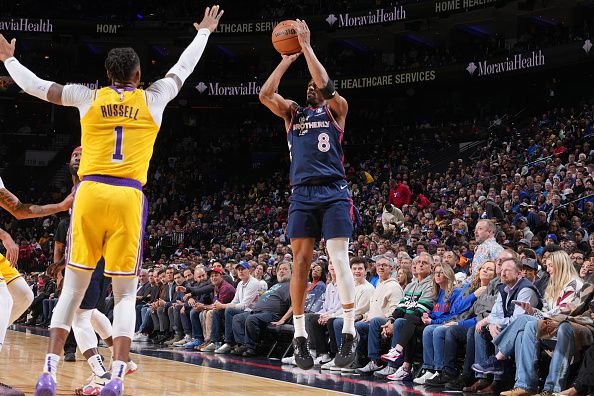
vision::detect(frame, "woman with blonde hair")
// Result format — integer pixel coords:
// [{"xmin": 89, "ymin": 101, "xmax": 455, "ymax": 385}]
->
[{"xmin": 474, "ymin": 251, "xmax": 583, "ymax": 395}]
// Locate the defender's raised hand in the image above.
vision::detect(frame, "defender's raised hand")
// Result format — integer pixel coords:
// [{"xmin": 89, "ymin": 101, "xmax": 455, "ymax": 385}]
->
[
  {"xmin": 0, "ymin": 34, "xmax": 16, "ymax": 62},
  {"xmin": 194, "ymin": 5, "xmax": 224, "ymax": 33}
]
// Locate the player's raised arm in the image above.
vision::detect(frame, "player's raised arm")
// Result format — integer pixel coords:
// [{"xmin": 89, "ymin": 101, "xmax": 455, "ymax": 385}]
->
[
  {"xmin": 259, "ymin": 53, "xmax": 301, "ymax": 125},
  {"xmin": 0, "ymin": 177, "xmax": 72, "ymax": 220},
  {"xmin": 294, "ymin": 20, "xmax": 348, "ymax": 123},
  {"xmin": 165, "ymin": 5, "xmax": 223, "ymax": 91},
  {"xmin": 0, "ymin": 34, "xmax": 66, "ymax": 105}
]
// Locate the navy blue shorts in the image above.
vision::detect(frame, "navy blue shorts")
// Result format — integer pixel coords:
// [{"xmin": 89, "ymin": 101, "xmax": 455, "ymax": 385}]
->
[
  {"xmin": 80, "ymin": 258, "xmax": 111, "ymax": 310},
  {"xmin": 287, "ymin": 181, "xmax": 353, "ymax": 240}
]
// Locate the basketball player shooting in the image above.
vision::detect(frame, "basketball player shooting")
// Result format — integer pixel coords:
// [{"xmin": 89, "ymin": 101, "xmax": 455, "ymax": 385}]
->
[
  {"xmin": 259, "ymin": 19, "xmax": 357, "ymax": 370},
  {"xmin": 0, "ymin": 5, "xmax": 223, "ymax": 396}
]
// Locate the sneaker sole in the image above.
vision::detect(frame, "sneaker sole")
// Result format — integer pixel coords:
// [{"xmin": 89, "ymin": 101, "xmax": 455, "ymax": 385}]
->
[
  {"xmin": 294, "ymin": 355, "xmax": 314, "ymax": 370},
  {"xmin": 34, "ymin": 388, "xmax": 54, "ymax": 396}
]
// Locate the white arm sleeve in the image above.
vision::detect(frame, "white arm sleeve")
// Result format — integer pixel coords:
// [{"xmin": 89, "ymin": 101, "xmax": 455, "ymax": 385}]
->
[
  {"xmin": 167, "ymin": 28, "xmax": 211, "ymax": 86},
  {"xmin": 3, "ymin": 57, "xmax": 54, "ymax": 101},
  {"xmin": 61, "ymin": 85, "xmax": 94, "ymax": 117},
  {"xmin": 145, "ymin": 28, "xmax": 211, "ymax": 128},
  {"xmin": 0, "ymin": 177, "xmax": 4, "ymax": 189}
]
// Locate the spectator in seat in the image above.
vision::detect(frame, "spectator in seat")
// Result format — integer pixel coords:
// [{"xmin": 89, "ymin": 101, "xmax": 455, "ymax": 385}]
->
[
  {"xmin": 417, "ymin": 263, "xmax": 485, "ymax": 386},
  {"xmin": 192, "ymin": 267, "xmax": 235, "ymax": 350},
  {"xmin": 384, "ymin": 261, "xmax": 460, "ymax": 383},
  {"xmin": 321, "ymin": 257, "xmax": 375, "ymax": 369},
  {"xmin": 472, "ymin": 219, "xmax": 504, "ymax": 278},
  {"xmin": 433, "ymin": 260, "xmax": 498, "ymax": 391},
  {"xmin": 359, "ymin": 253, "xmax": 433, "ymax": 379},
  {"xmin": 205, "ymin": 262, "xmax": 260, "ymax": 353},
  {"xmin": 382, "ymin": 204, "xmax": 405, "ymax": 234},
  {"xmin": 149, "ymin": 267, "xmax": 176, "ymax": 344},
  {"xmin": 163, "ymin": 271, "xmax": 191, "ymax": 346},
  {"xmin": 330, "ymin": 255, "xmax": 401, "ymax": 372},
  {"xmin": 301, "ymin": 261, "xmax": 341, "ymax": 365},
  {"xmin": 134, "ymin": 270, "xmax": 155, "ymax": 333},
  {"xmin": 304, "ymin": 262, "xmax": 326, "ymax": 314},
  {"xmin": 468, "ymin": 257, "xmax": 541, "ymax": 395},
  {"xmin": 134, "ymin": 269, "xmax": 165, "ymax": 341},
  {"xmin": 497, "ymin": 251, "xmax": 585, "ymax": 396},
  {"xmin": 230, "ymin": 261, "xmax": 292, "ymax": 357}
]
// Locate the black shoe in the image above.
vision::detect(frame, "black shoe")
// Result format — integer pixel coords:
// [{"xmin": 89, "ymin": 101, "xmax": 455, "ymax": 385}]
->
[
  {"xmin": 445, "ymin": 375, "xmax": 473, "ymax": 391},
  {"xmin": 64, "ymin": 352, "xmax": 76, "ymax": 362},
  {"xmin": 292, "ymin": 337, "xmax": 314, "ymax": 370},
  {"xmin": 231, "ymin": 345, "xmax": 247, "ymax": 356},
  {"xmin": 242, "ymin": 348, "xmax": 257, "ymax": 357},
  {"xmin": 425, "ymin": 371, "xmax": 454, "ymax": 387},
  {"xmin": 334, "ymin": 332, "xmax": 359, "ymax": 368}
]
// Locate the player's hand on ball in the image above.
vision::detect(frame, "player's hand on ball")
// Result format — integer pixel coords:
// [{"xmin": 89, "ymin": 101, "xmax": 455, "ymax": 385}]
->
[
  {"xmin": 0, "ymin": 34, "xmax": 16, "ymax": 62},
  {"xmin": 194, "ymin": 5, "xmax": 224, "ymax": 33},
  {"xmin": 294, "ymin": 19, "xmax": 311, "ymax": 49}
]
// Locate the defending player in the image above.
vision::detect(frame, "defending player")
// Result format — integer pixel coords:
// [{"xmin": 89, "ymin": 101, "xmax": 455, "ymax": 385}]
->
[
  {"xmin": 47, "ymin": 147, "xmax": 137, "ymax": 396},
  {"xmin": 259, "ymin": 20, "xmax": 357, "ymax": 370},
  {"xmin": 0, "ymin": 5, "xmax": 223, "ymax": 396}
]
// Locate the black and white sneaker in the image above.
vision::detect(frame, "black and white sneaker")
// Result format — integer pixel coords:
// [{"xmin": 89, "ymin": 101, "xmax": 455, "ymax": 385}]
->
[
  {"xmin": 334, "ymin": 332, "xmax": 359, "ymax": 368},
  {"xmin": 292, "ymin": 337, "xmax": 314, "ymax": 370}
]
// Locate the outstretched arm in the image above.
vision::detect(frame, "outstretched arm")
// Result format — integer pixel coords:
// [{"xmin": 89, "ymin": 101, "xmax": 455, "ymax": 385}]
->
[
  {"xmin": 164, "ymin": 5, "xmax": 224, "ymax": 91},
  {"xmin": 0, "ymin": 178, "xmax": 72, "ymax": 220},
  {"xmin": 259, "ymin": 53, "xmax": 301, "ymax": 127},
  {"xmin": 0, "ymin": 34, "xmax": 65, "ymax": 105},
  {"xmin": 294, "ymin": 20, "xmax": 348, "ymax": 124}
]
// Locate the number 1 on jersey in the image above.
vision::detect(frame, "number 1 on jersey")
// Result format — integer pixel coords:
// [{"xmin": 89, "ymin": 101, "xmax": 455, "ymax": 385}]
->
[{"xmin": 112, "ymin": 126, "xmax": 124, "ymax": 162}]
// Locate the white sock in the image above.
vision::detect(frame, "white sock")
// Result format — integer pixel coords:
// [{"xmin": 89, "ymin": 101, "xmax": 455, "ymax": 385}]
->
[
  {"xmin": 43, "ymin": 353, "xmax": 60, "ymax": 382},
  {"xmin": 342, "ymin": 308, "xmax": 356, "ymax": 336},
  {"xmin": 0, "ymin": 283, "xmax": 13, "ymax": 352},
  {"xmin": 293, "ymin": 314, "xmax": 307, "ymax": 338},
  {"xmin": 111, "ymin": 360, "xmax": 127, "ymax": 380},
  {"xmin": 88, "ymin": 354, "xmax": 107, "ymax": 376}
]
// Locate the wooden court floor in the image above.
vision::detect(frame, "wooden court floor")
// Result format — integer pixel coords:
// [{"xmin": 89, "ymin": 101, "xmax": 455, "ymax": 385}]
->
[{"xmin": 1, "ymin": 330, "xmax": 348, "ymax": 395}]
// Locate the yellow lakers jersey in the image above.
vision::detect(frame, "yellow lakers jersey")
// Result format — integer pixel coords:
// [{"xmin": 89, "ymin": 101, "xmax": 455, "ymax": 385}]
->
[{"xmin": 78, "ymin": 87, "xmax": 159, "ymax": 186}]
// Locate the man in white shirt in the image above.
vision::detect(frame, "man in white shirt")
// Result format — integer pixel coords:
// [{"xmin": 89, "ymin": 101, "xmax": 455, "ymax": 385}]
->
[{"xmin": 211, "ymin": 262, "xmax": 261, "ymax": 354}]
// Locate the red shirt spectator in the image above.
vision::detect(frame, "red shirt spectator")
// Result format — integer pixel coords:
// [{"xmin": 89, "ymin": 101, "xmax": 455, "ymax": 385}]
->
[
  {"xmin": 389, "ymin": 182, "xmax": 411, "ymax": 209},
  {"xmin": 416, "ymin": 193, "xmax": 432, "ymax": 210}
]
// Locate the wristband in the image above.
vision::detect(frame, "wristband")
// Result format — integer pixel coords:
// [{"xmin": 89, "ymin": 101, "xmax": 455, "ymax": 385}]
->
[{"xmin": 320, "ymin": 80, "xmax": 336, "ymax": 100}]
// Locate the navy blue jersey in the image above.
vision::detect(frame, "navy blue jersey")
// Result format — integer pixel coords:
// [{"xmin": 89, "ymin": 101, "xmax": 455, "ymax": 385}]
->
[{"xmin": 287, "ymin": 105, "xmax": 345, "ymax": 186}]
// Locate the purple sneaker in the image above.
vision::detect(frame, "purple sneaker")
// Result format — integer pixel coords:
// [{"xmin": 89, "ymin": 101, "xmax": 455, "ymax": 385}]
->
[
  {"xmin": 34, "ymin": 373, "xmax": 55, "ymax": 396},
  {"xmin": 99, "ymin": 378, "xmax": 123, "ymax": 396}
]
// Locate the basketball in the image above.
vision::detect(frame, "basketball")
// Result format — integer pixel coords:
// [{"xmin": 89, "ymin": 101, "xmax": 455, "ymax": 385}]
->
[{"xmin": 272, "ymin": 20, "xmax": 301, "ymax": 55}]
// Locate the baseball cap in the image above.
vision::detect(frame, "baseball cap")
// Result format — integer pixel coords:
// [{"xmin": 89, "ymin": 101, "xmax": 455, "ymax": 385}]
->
[
  {"xmin": 517, "ymin": 216, "xmax": 528, "ymax": 223},
  {"xmin": 207, "ymin": 267, "xmax": 224, "ymax": 276},
  {"xmin": 546, "ymin": 234, "xmax": 558, "ymax": 242},
  {"xmin": 478, "ymin": 196, "xmax": 487, "ymax": 203},
  {"xmin": 235, "ymin": 261, "xmax": 250, "ymax": 270},
  {"xmin": 522, "ymin": 258, "xmax": 538, "ymax": 270},
  {"xmin": 519, "ymin": 202, "xmax": 529, "ymax": 207},
  {"xmin": 518, "ymin": 238, "xmax": 531, "ymax": 246}
]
